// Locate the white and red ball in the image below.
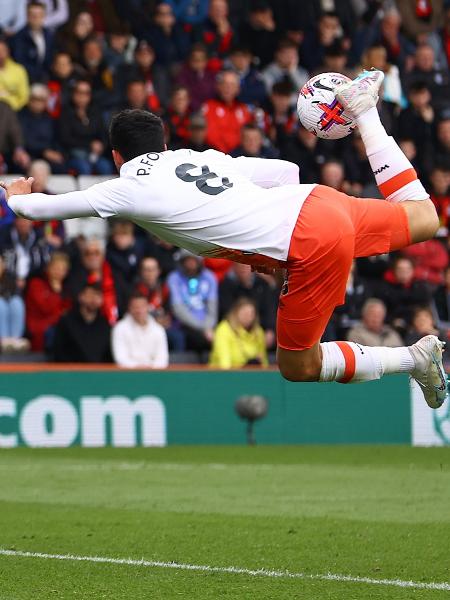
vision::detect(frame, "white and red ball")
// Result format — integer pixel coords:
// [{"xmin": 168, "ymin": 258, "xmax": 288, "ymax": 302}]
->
[{"xmin": 297, "ymin": 72, "xmax": 356, "ymax": 140}]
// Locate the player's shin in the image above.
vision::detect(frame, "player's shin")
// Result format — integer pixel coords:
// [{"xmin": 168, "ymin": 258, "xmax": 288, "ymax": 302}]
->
[
  {"xmin": 356, "ymin": 107, "xmax": 429, "ymax": 203},
  {"xmin": 319, "ymin": 341, "xmax": 414, "ymax": 383}
]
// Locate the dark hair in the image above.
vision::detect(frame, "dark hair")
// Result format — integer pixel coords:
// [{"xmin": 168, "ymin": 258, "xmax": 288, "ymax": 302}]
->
[
  {"xmin": 127, "ymin": 292, "xmax": 148, "ymax": 304},
  {"xmin": 109, "ymin": 109, "xmax": 165, "ymax": 161},
  {"xmin": 28, "ymin": 1, "xmax": 46, "ymax": 10},
  {"xmin": 271, "ymin": 81, "xmax": 293, "ymax": 96},
  {"xmin": 79, "ymin": 282, "xmax": 103, "ymax": 294}
]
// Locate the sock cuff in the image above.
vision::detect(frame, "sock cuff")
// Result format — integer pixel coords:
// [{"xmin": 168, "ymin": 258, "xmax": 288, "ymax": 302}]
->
[
  {"xmin": 369, "ymin": 137, "xmax": 430, "ymax": 202},
  {"xmin": 369, "ymin": 137, "xmax": 413, "ymax": 185},
  {"xmin": 335, "ymin": 341, "xmax": 356, "ymax": 383}
]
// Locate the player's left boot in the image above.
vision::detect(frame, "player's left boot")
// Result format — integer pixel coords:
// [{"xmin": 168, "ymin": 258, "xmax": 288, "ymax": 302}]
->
[
  {"xmin": 409, "ymin": 335, "xmax": 448, "ymax": 409},
  {"xmin": 335, "ymin": 70, "xmax": 385, "ymax": 119}
]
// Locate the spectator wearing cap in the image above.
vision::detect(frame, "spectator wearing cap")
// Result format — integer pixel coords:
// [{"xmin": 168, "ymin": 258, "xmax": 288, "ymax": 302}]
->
[
  {"xmin": 202, "ymin": 70, "xmax": 253, "ymax": 153},
  {"xmin": 262, "ymin": 39, "xmax": 309, "ymax": 107},
  {"xmin": 167, "ymin": 250, "xmax": 218, "ymax": 353},
  {"xmin": 197, "ymin": 0, "xmax": 234, "ymax": 68},
  {"xmin": 58, "ymin": 79, "xmax": 113, "ymax": 175},
  {"xmin": 181, "ymin": 112, "xmax": 212, "ymax": 152},
  {"xmin": 175, "ymin": 44, "xmax": 216, "ymax": 112},
  {"xmin": 230, "ymin": 123, "xmax": 278, "ymax": 158},
  {"xmin": 114, "ymin": 40, "xmax": 168, "ymax": 111},
  {"xmin": 140, "ymin": 2, "xmax": 191, "ymax": 69},
  {"xmin": 225, "ymin": 45, "xmax": 267, "ymax": 107},
  {"xmin": 52, "ymin": 283, "xmax": 112, "ymax": 363},
  {"xmin": 19, "ymin": 84, "xmax": 65, "ymax": 173},
  {"xmin": 0, "ymin": 37, "xmax": 29, "ymax": 111},
  {"xmin": 165, "ymin": 86, "xmax": 191, "ymax": 146},
  {"xmin": 10, "ymin": 1, "xmax": 54, "ymax": 83},
  {"xmin": 112, "ymin": 292, "xmax": 169, "ymax": 368},
  {"xmin": 239, "ymin": 1, "xmax": 279, "ymax": 68}
]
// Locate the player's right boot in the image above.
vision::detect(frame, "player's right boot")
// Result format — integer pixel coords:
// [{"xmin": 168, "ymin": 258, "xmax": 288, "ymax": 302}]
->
[
  {"xmin": 409, "ymin": 335, "xmax": 448, "ymax": 409},
  {"xmin": 335, "ymin": 70, "xmax": 385, "ymax": 118}
]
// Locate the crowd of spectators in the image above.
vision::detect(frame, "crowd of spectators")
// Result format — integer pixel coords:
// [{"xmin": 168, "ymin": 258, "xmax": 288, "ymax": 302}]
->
[{"xmin": 0, "ymin": 0, "xmax": 448, "ymax": 368}]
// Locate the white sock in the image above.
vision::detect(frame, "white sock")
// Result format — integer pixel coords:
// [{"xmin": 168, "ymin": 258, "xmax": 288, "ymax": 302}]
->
[
  {"xmin": 356, "ymin": 106, "xmax": 429, "ymax": 202},
  {"xmin": 319, "ymin": 341, "xmax": 415, "ymax": 383}
]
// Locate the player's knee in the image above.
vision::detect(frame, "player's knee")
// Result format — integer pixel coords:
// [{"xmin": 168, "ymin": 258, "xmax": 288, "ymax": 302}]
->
[{"xmin": 406, "ymin": 199, "xmax": 440, "ymax": 243}]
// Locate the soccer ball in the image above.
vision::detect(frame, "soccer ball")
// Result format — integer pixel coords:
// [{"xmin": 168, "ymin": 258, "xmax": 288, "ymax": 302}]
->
[{"xmin": 297, "ymin": 72, "xmax": 356, "ymax": 140}]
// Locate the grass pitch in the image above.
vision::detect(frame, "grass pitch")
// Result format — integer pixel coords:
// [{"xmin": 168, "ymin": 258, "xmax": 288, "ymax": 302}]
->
[{"xmin": 0, "ymin": 446, "xmax": 449, "ymax": 599}]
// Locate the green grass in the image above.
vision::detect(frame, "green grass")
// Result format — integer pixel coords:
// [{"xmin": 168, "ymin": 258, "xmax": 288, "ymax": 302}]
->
[{"xmin": 0, "ymin": 446, "xmax": 449, "ymax": 599}]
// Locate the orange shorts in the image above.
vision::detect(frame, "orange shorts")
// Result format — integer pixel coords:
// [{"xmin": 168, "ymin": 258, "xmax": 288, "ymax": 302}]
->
[{"xmin": 277, "ymin": 185, "xmax": 411, "ymax": 351}]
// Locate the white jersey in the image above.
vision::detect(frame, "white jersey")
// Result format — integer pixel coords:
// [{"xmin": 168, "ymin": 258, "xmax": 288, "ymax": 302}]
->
[{"xmin": 9, "ymin": 149, "xmax": 316, "ymax": 266}]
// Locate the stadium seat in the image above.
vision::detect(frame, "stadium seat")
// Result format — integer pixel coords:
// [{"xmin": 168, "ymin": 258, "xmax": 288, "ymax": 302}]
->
[
  {"xmin": 48, "ymin": 175, "xmax": 77, "ymax": 194},
  {"xmin": 78, "ymin": 175, "xmax": 117, "ymax": 190}
]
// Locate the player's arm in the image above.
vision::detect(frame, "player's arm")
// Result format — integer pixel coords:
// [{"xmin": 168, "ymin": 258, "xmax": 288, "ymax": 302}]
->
[
  {"xmin": 3, "ymin": 177, "xmax": 99, "ymax": 220},
  {"xmin": 3, "ymin": 176, "xmax": 131, "ymax": 221},
  {"xmin": 231, "ymin": 156, "xmax": 300, "ymax": 188}
]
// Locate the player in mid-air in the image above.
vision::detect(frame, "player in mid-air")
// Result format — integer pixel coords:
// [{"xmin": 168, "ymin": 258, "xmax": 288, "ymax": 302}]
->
[{"xmin": 2, "ymin": 70, "xmax": 447, "ymax": 408}]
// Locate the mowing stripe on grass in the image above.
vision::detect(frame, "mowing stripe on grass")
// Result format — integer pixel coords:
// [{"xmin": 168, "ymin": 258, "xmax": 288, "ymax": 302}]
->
[{"xmin": 0, "ymin": 548, "xmax": 449, "ymax": 591}]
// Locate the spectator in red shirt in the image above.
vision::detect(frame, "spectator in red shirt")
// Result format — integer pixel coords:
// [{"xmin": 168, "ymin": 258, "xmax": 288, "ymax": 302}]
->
[
  {"xmin": 202, "ymin": 70, "xmax": 252, "ymax": 153},
  {"xmin": 25, "ymin": 251, "xmax": 71, "ymax": 351},
  {"xmin": 403, "ymin": 239, "xmax": 449, "ymax": 286},
  {"xmin": 430, "ymin": 166, "xmax": 450, "ymax": 236},
  {"xmin": 65, "ymin": 238, "xmax": 119, "ymax": 325}
]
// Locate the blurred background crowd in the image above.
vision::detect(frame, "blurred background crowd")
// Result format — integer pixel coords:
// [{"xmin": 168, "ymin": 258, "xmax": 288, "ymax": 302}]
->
[{"xmin": 0, "ymin": 0, "xmax": 448, "ymax": 368}]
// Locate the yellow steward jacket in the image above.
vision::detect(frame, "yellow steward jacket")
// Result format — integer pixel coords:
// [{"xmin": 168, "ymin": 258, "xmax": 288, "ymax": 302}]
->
[
  {"xmin": 0, "ymin": 58, "xmax": 29, "ymax": 111},
  {"xmin": 209, "ymin": 320, "xmax": 268, "ymax": 369}
]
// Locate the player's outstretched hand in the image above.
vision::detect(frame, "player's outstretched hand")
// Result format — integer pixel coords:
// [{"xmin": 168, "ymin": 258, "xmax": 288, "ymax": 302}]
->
[{"xmin": 0, "ymin": 176, "xmax": 34, "ymax": 200}]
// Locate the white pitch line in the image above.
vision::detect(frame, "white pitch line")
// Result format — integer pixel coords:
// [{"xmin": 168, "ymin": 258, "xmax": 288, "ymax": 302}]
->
[{"xmin": 0, "ymin": 548, "xmax": 449, "ymax": 591}]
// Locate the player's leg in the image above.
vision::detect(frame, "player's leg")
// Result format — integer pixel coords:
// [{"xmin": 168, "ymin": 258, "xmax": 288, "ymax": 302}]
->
[
  {"xmin": 336, "ymin": 70, "xmax": 439, "ymax": 243},
  {"xmin": 276, "ymin": 187, "xmax": 447, "ymax": 408}
]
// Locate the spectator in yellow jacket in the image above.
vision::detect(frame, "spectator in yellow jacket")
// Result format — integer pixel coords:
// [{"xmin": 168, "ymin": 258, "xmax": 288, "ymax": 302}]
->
[
  {"xmin": 0, "ymin": 38, "xmax": 29, "ymax": 111},
  {"xmin": 209, "ymin": 298, "xmax": 268, "ymax": 369}
]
